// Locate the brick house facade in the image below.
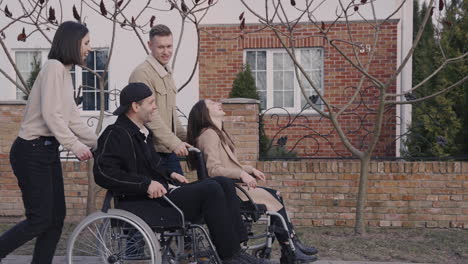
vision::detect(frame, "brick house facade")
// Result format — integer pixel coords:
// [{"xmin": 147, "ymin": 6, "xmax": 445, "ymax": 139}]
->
[{"xmin": 199, "ymin": 21, "xmax": 398, "ymax": 158}]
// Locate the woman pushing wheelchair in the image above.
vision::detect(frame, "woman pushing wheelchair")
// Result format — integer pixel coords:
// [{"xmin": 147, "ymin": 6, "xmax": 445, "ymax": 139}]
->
[{"xmin": 187, "ymin": 99, "xmax": 318, "ymax": 264}]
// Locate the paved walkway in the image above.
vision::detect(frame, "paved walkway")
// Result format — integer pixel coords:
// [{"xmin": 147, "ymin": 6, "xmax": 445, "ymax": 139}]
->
[{"xmin": 2, "ymin": 255, "xmax": 429, "ymax": 264}]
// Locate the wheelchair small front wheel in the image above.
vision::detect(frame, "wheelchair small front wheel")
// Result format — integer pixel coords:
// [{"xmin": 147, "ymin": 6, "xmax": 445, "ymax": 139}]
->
[
  {"xmin": 67, "ymin": 209, "xmax": 161, "ymax": 264},
  {"xmin": 253, "ymin": 247, "xmax": 272, "ymax": 259}
]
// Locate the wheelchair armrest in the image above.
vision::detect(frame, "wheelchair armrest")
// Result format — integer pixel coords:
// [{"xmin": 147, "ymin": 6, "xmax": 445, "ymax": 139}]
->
[
  {"xmin": 234, "ymin": 184, "xmax": 261, "ymax": 213},
  {"xmin": 162, "ymin": 195, "xmax": 185, "ymax": 228}
]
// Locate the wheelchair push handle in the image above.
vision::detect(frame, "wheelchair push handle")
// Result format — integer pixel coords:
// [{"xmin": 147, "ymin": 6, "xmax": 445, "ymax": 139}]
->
[
  {"xmin": 187, "ymin": 147, "xmax": 210, "ymax": 181},
  {"xmin": 187, "ymin": 147, "xmax": 201, "ymax": 153}
]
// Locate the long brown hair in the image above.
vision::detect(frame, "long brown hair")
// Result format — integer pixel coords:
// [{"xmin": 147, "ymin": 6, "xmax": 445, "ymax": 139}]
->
[{"xmin": 187, "ymin": 100, "xmax": 234, "ymax": 170}]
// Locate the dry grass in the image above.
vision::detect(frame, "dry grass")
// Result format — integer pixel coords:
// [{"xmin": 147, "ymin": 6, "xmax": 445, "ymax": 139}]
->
[{"xmin": 296, "ymin": 226, "xmax": 468, "ymax": 264}]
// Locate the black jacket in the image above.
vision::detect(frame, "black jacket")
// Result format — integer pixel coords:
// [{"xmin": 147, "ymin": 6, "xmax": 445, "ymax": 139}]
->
[{"xmin": 93, "ymin": 115, "xmax": 174, "ymax": 195}]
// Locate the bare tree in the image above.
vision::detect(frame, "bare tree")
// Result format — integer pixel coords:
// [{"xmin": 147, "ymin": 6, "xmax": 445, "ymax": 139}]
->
[
  {"xmin": 0, "ymin": 0, "xmax": 216, "ymax": 214},
  {"xmin": 239, "ymin": 0, "xmax": 467, "ymax": 234}
]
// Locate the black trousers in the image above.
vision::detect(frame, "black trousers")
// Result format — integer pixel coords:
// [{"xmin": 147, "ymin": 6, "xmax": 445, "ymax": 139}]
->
[
  {"xmin": 167, "ymin": 176, "xmax": 245, "ymax": 259},
  {"xmin": 158, "ymin": 152, "xmax": 184, "ymax": 175},
  {"xmin": 0, "ymin": 137, "xmax": 65, "ymax": 264}
]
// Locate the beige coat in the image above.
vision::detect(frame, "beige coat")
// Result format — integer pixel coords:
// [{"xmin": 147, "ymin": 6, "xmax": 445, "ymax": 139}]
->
[
  {"xmin": 129, "ymin": 55, "xmax": 186, "ymax": 153},
  {"xmin": 197, "ymin": 128, "xmax": 283, "ymax": 212},
  {"xmin": 18, "ymin": 60, "xmax": 97, "ymax": 153}
]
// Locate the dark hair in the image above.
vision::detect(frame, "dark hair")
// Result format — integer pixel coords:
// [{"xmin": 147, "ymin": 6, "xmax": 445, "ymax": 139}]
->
[
  {"xmin": 149, "ymin": 24, "xmax": 172, "ymax": 40},
  {"xmin": 187, "ymin": 100, "xmax": 234, "ymax": 170},
  {"xmin": 48, "ymin": 21, "xmax": 89, "ymax": 65}
]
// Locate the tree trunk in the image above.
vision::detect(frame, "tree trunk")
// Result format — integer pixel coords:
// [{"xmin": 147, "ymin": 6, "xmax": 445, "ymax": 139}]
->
[{"xmin": 355, "ymin": 155, "xmax": 371, "ymax": 234}]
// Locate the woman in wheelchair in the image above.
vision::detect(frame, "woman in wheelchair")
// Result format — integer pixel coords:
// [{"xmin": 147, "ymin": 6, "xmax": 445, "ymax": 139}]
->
[
  {"xmin": 187, "ymin": 99, "xmax": 318, "ymax": 264},
  {"xmin": 93, "ymin": 83, "xmax": 270, "ymax": 264}
]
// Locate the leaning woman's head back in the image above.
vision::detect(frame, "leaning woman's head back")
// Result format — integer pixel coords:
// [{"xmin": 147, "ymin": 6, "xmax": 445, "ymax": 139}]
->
[
  {"xmin": 187, "ymin": 99, "xmax": 234, "ymax": 170},
  {"xmin": 48, "ymin": 21, "xmax": 88, "ymax": 65}
]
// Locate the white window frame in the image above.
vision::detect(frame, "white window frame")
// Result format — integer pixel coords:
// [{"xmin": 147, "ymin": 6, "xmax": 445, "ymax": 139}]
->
[
  {"xmin": 72, "ymin": 48, "xmax": 110, "ymax": 116},
  {"xmin": 13, "ymin": 49, "xmax": 48, "ymax": 100},
  {"xmin": 244, "ymin": 48, "xmax": 324, "ymax": 114}
]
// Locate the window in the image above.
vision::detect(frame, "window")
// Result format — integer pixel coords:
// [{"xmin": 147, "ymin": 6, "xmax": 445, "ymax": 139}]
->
[
  {"xmin": 71, "ymin": 49, "xmax": 109, "ymax": 111},
  {"xmin": 245, "ymin": 48, "xmax": 324, "ymax": 112},
  {"xmin": 15, "ymin": 51, "xmax": 42, "ymax": 100}
]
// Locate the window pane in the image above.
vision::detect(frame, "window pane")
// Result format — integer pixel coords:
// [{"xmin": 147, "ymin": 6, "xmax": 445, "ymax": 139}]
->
[
  {"xmin": 257, "ymin": 51, "xmax": 266, "ymax": 70},
  {"xmin": 284, "ymin": 71, "xmax": 294, "ymax": 91},
  {"xmin": 15, "ymin": 53, "xmax": 29, "ymax": 71},
  {"xmin": 284, "ymin": 91, "xmax": 294, "ymax": 107},
  {"xmin": 76, "ymin": 50, "xmax": 109, "ymax": 111},
  {"xmin": 311, "ymin": 49, "xmax": 323, "ymax": 68},
  {"xmin": 273, "ymin": 53, "xmax": 282, "ymax": 70},
  {"xmin": 273, "ymin": 91, "xmax": 283, "ymax": 107},
  {"xmin": 15, "ymin": 51, "xmax": 41, "ymax": 100},
  {"xmin": 301, "ymin": 50, "xmax": 312, "ymax": 69},
  {"xmin": 284, "ymin": 54, "xmax": 293, "ymax": 70},
  {"xmin": 300, "ymin": 71, "xmax": 312, "ymax": 90},
  {"xmin": 258, "ymin": 91, "xmax": 266, "ymax": 110},
  {"xmin": 82, "ymin": 72, "xmax": 95, "ymax": 88},
  {"xmin": 82, "ymin": 91, "xmax": 96, "ymax": 111},
  {"xmin": 273, "ymin": 72, "xmax": 282, "ymax": 91},
  {"xmin": 309, "ymin": 70, "xmax": 322, "ymax": 88},
  {"xmin": 96, "ymin": 90, "xmax": 109, "ymax": 111},
  {"xmin": 301, "ymin": 89, "xmax": 314, "ymax": 108},
  {"xmin": 246, "ymin": 51, "xmax": 256, "ymax": 70},
  {"xmin": 96, "ymin": 50, "xmax": 108, "ymax": 70},
  {"xmin": 257, "ymin": 71, "xmax": 266, "ymax": 91}
]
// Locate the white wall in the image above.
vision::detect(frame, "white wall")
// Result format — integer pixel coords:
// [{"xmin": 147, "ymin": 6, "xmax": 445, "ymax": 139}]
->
[{"xmin": 0, "ymin": 0, "xmax": 412, "ymax": 137}]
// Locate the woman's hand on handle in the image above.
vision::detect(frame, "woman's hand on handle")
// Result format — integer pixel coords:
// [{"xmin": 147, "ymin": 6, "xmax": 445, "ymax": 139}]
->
[{"xmin": 73, "ymin": 145, "xmax": 93, "ymax": 161}]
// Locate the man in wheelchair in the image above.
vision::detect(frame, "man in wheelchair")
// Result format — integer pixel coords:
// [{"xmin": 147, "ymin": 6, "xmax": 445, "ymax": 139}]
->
[{"xmin": 93, "ymin": 82, "xmax": 270, "ymax": 264}]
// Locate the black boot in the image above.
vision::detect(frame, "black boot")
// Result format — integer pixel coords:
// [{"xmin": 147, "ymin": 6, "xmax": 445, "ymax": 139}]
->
[
  {"xmin": 280, "ymin": 243, "xmax": 317, "ymax": 264},
  {"xmin": 292, "ymin": 236, "xmax": 318, "ymax": 255}
]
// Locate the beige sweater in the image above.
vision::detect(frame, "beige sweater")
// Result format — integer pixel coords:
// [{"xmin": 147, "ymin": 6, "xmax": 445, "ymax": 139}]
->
[
  {"xmin": 18, "ymin": 60, "xmax": 97, "ymax": 153},
  {"xmin": 197, "ymin": 128, "xmax": 283, "ymax": 212}
]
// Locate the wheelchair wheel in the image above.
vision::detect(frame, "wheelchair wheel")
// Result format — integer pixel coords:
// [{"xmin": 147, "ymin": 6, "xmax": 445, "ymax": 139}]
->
[
  {"xmin": 190, "ymin": 225, "xmax": 221, "ymax": 264},
  {"xmin": 253, "ymin": 247, "xmax": 271, "ymax": 259},
  {"xmin": 67, "ymin": 209, "xmax": 161, "ymax": 264}
]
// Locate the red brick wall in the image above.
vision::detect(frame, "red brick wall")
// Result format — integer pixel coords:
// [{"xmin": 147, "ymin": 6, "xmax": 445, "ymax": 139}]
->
[
  {"xmin": 260, "ymin": 160, "xmax": 467, "ymax": 228},
  {"xmin": 199, "ymin": 21, "xmax": 398, "ymax": 157},
  {"xmin": 221, "ymin": 98, "xmax": 260, "ymax": 166}
]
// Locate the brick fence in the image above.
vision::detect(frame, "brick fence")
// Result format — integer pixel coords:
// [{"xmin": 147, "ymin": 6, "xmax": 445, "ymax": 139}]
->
[{"xmin": 0, "ymin": 100, "xmax": 467, "ymax": 228}]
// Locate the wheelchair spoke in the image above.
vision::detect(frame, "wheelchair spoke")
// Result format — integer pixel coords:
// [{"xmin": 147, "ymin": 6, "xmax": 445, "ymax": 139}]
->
[
  {"xmin": 68, "ymin": 214, "xmax": 157, "ymax": 264},
  {"xmin": 89, "ymin": 222, "xmax": 113, "ymax": 256}
]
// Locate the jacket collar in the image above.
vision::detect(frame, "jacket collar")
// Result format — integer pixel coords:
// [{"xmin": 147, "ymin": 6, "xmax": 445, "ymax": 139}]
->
[
  {"xmin": 145, "ymin": 54, "xmax": 172, "ymax": 78},
  {"xmin": 115, "ymin": 114, "xmax": 152, "ymax": 138}
]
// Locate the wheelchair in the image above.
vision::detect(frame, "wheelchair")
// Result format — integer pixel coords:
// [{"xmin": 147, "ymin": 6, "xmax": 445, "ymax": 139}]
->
[
  {"xmin": 192, "ymin": 149, "xmax": 299, "ymax": 262},
  {"xmin": 66, "ymin": 148, "xmax": 221, "ymax": 264},
  {"xmin": 235, "ymin": 186, "xmax": 300, "ymax": 263},
  {"xmin": 66, "ymin": 147, "xmax": 295, "ymax": 263}
]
